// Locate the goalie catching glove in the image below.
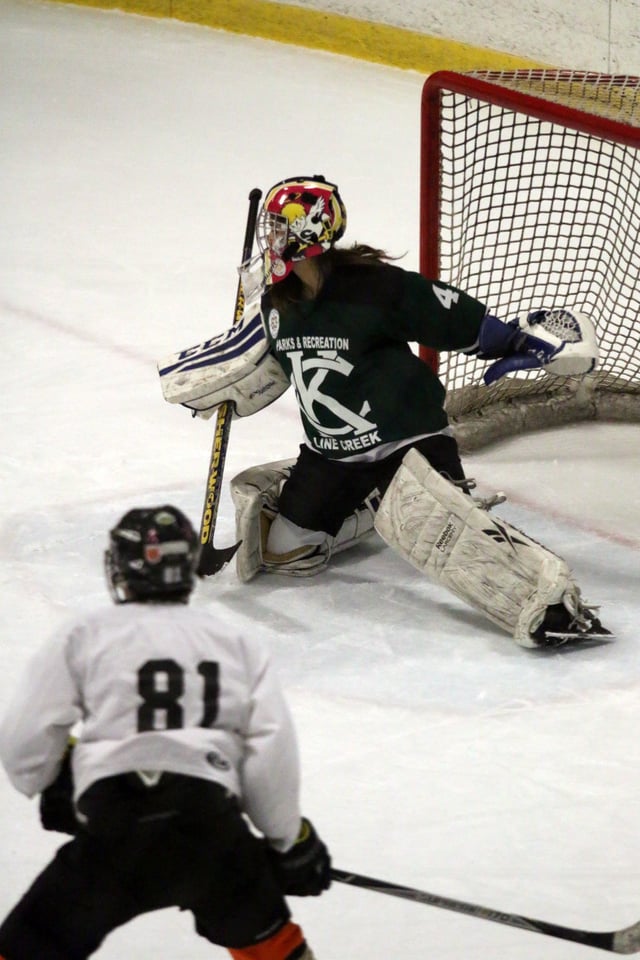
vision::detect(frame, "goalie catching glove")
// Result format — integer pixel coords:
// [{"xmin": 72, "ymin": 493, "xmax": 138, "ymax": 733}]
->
[
  {"xmin": 469, "ymin": 308, "xmax": 599, "ymax": 385},
  {"xmin": 157, "ymin": 310, "xmax": 289, "ymax": 419}
]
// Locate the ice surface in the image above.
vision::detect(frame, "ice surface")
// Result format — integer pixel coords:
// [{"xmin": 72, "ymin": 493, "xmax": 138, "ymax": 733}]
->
[{"xmin": 1, "ymin": 3, "xmax": 639, "ymax": 957}]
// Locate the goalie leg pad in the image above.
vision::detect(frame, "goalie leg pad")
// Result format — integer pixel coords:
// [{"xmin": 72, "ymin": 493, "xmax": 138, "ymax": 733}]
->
[
  {"xmin": 230, "ymin": 459, "xmax": 296, "ymax": 582},
  {"xmin": 230, "ymin": 461, "xmax": 376, "ymax": 582},
  {"xmin": 374, "ymin": 448, "xmax": 579, "ymax": 648}
]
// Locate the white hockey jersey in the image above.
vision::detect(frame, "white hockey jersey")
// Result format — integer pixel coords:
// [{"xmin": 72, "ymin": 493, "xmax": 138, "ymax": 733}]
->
[{"xmin": 0, "ymin": 602, "xmax": 301, "ymax": 852}]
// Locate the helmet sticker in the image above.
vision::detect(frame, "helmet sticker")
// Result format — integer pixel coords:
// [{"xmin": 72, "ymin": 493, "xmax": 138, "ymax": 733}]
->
[
  {"xmin": 154, "ymin": 510, "xmax": 178, "ymax": 525},
  {"xmin": 143, "ymin": 544, "xmax": 163, "ymax": 565},
  {"xmin": 271, "ymin": 257, "xmax": 287, "ymax": 278}
]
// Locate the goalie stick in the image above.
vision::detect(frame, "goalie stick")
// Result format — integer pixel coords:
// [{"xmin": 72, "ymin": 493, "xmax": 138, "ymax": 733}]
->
[
  {"xmin": 196, "ymin": 187, "xmax": 262, "ymax": 577},
  {"xmin": 331, "ymin": 869, "xmax": 640, "ymax": 953}
]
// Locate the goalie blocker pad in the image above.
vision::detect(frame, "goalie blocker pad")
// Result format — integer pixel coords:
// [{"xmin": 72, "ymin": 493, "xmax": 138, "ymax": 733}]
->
[
  {"xmin": 374, "ymin": 448, "xmax": 580, "ymax": 648},
  {"xmin": 157, "ymin": 310, "xmax": 289, "ymax": 419}
]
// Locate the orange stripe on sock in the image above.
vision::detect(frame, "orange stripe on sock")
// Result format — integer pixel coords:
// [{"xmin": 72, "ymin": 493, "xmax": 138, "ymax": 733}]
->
[{"xmin": 228, "ymin": 921, "xmax": 305, "ymax": 960}]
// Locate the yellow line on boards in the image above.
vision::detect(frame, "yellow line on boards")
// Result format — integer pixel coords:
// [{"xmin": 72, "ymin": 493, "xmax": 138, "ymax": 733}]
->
[{"xmin": 42, "ymin": 0, "xmax": 545, "ymax": 72}]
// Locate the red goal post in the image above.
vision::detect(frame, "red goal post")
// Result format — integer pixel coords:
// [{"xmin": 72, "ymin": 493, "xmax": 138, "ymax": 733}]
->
[{"xmin": 420, "ymin": 69, "xmax": 640, "ymax": 451}]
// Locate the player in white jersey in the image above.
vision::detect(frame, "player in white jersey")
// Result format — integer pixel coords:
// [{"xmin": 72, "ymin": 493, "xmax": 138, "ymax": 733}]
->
[{"xmin": 0, "ymin": 505, "xmax": 329, "ymax": 960}]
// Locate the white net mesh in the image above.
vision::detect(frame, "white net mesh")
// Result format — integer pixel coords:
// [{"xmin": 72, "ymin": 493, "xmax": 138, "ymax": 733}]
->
[
  {"xmin": 535, "ymin": 309, "xmax": 583, "ymax": 343},
  {"xmin": 420, "ymin": 70, "xmax": 640, "ymax": 450}
]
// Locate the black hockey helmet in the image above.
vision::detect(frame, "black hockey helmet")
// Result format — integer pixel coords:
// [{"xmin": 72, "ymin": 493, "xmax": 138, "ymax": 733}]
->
[{"xmin": 105, "ymin": 505, "xmax": 198, "ymax": 603}]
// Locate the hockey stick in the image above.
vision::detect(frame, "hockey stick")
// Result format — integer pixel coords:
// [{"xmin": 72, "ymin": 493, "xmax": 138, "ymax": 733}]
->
[
  {"xmin": 331, "ymin": 869, "xmax": 640, "ymax": 954},
  {"xmin": 196, "ymin": 187, "xmax": 262, "ymax": 577}
]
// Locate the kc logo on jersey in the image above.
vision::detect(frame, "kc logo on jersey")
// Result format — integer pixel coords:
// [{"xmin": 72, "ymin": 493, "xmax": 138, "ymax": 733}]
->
[{"xmin": 286, "ymin": 349, "xmax": 381, "ymax": 453}]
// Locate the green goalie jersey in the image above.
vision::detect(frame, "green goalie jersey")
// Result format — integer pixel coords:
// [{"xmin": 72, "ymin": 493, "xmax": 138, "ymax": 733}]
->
[{"xmin": 261, "ymin": 262, "xmax": 487, "ymax": 460}]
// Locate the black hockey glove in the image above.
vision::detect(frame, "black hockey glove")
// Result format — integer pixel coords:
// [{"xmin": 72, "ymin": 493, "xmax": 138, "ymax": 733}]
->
[
  {"xmin": 39, "ymin": 743, "xmax": 78, "ymax": 835},
  {"xmin": 270, "ymin": 817, "xmax": 331, "ymax": 896}
]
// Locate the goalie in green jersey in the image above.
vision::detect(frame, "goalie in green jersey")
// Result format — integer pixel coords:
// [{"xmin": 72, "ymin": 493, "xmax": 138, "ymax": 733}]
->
[{"xmin": 158, "ymin": 175, "xmax": 608, "ymax": 649}]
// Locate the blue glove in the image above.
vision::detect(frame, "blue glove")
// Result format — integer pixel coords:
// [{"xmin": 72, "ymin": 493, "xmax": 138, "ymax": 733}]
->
[{"xmin": 474, "ymin": 312, "xmax": 564, "ymax": 386}]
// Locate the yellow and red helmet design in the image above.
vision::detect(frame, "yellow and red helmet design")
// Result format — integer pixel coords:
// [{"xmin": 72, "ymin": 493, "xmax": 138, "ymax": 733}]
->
[{"xmin": 256, "ymin": 175, "xmax": 347, "ymax": 284}]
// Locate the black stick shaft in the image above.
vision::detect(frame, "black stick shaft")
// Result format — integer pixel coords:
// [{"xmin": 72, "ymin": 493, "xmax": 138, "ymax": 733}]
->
[
  {"xmin": 331, "ymin": 869, "xmax": 640, "ymax": 954},
  {"xmin": 196, "ymin": 187, "xmax": 262, "ymax": 576}
]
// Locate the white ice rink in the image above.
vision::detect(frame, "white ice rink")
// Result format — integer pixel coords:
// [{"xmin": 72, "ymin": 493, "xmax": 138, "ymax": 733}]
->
[{"xmin": 1, "ymin": 2, "xmax": 639, "ymax": 957}]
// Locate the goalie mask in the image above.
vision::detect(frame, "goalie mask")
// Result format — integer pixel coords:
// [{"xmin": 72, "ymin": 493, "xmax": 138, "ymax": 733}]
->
[
  {"xmin": 105, "ymin": 505, "xmax": 198, "ymax": 604},
  {"xmin": 255, "ymin": 175, "xmax": 347, "ymax": 285}
]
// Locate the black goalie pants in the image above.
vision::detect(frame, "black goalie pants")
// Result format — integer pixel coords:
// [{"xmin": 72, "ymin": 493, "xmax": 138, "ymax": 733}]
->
[
  {"xmin": 278, "ymin": 433, "xmax": 466, "ymax": 536},
  {"xmin": 0, "ymin": 774, "xmax": 290, "ymax": 960}
]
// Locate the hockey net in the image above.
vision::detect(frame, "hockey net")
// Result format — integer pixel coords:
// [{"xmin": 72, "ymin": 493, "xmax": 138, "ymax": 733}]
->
[{"xmin": 420, "ymin": 70, "xmax": 640, "ymax": 451}]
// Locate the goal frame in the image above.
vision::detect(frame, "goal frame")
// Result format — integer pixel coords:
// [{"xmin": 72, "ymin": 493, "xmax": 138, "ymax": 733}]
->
[{"xmin": 419, "ymin": 69, "xmax": 640, "ymax": 450}]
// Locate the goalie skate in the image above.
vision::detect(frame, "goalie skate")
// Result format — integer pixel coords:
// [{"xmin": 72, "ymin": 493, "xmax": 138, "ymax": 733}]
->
[{"xmin": 536, "ymin": 601, "xmax": 614, "ymax": 647}]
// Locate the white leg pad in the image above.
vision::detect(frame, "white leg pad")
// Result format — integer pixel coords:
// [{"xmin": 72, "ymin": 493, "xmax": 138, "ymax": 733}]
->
[
  {"xmin": 230, "ymin": 459, "xmax": 296, "ymax": 582},
  {"xmin": 374, "ymin": 448, "xmax": 579, "ymax": 648},
  {"xmin": 230, "ymin": 460, "xmax": 377, "ymax": 582}
]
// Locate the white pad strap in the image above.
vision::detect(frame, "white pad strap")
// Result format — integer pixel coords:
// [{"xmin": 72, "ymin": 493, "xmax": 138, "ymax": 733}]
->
[
  {"xmin": 374, "ymin": 448, "xmax": 578, "ymax": 648},
  {"xmin": 157, "ymin": 310, "xmax": 289, "ymax": 418}
]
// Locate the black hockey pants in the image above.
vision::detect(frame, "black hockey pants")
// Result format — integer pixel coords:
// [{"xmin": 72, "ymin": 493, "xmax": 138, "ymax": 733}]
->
[{"xmin": 0, "ymin": 774, "xmax": 290, "ymax": 960}]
